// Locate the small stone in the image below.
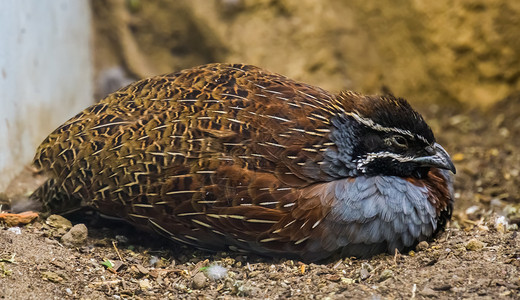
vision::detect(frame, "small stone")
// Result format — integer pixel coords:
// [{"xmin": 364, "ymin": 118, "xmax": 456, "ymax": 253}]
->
[
  {"xmin": 359, "ymin": 263, "xmax": 373, "ymax": 280},
  {"xmin": 111, "ymin": 260, "xmax": 125, "ymax": 272},
  {"xmin": 192, "ymin": 272, "xmax": 208, "ymax": 289},
  {"xmin": 139, "ymin": 279, "xmax": 153, "ymax": 290},
  {"xmin": 452, "ymin": 287, "xmax": 465, "ymax": 293},
  {"xmin": 325, "ymin": 274, "xmax": 341, "ymax": 282},
  {"xmin": 61, "ymin": 224, "xmax": 88, "ymax": 247},
  {"xmin": 135, "ymin": 263, "xmax": 149, "ymax": 275},
  {"xmin": 494, "ymin": 216, "xmax": 508, "ymax": 233},
  {"xmin": 416, "ymin": 241, "xmax": 429, "ymax": 251},
  {"xmin": 236, "ymin": 282, "xmax": 257, "ymax": 297},
  {"xmin": 465, "ymin": 238, "xmax": 484, "ymax": 251},
  {"xmin": 420, "ymin": 287, "xmax": 436, "ymax": 297},
  {"xmin": 46, "ymin": 215, "xmax": 72, "ymax": 229},
  {"xmin": 149, "ymin": 256, "xmax": 159, "ymax": 266},
  {"xmin": 7, "ymin": 227, "xmax": 22, "ymax": 235},
  {"xmin": 44, "ymin": 238, "xmax": 58, "ymax": 245},
  {"xmin": 0, "ymin": 211, "xmax": 38, "ymax": 227},
  {"xmin": 41, "ymin": 271, "xmax": 64, "ymax": 283},
  {"xmin": 378, "ymin": 269, "xmax": 394, "ymax": 282}
]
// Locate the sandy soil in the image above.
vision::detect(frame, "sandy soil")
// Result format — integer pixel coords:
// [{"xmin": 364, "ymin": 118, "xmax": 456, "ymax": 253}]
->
[{"xmin": 1, "ymin": 97, "xmax": 520, "ymax": 299}]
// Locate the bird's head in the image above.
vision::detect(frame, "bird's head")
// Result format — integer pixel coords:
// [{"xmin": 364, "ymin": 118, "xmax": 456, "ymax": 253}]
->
[{"xmin": 325, "ymin": 91, "xmax": 456, "ymax": 179}]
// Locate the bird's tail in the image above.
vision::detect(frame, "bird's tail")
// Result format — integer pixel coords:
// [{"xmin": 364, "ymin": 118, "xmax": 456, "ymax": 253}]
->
[{"xmin": 28, "ymin": 178, "xmax": 83, "ymax": 217}]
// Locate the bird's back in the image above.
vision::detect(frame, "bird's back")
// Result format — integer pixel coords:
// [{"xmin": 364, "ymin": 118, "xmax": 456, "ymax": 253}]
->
[
  {"xmin": 32, "ymin": 64, "xmax": 343, "ymax": 256},
  {"xmin": 32, "ymin": 63, "xmax": 453, "ymax": 261}
]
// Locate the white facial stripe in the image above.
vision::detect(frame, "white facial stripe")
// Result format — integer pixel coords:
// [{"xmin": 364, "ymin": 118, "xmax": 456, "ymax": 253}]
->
[
  {"xmin": 345, "ymin": 111, "xmax": 429, "ymax": 144},
  {"xmin": 416, "ymin": 135, "xmax": 429, "ymax": 144},
  {"xmin": 355, "ymin": 151, "xmax": 415, "ymax": 172}
]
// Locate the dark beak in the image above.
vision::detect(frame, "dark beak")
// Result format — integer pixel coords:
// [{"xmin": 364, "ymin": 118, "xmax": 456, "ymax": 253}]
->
[{"xmin": 413, "ymin": 143, "xmax": 456, "ymax": 174}]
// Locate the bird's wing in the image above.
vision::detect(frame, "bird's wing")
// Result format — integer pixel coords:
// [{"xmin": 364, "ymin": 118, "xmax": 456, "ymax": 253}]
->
[{"xmin": 32, "ymin": 64, "xmax": 339, "ymax": 246}]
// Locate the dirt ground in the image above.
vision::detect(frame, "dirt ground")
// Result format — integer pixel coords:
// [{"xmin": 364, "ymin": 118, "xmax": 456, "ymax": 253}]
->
[{"xmin": 1, "ymin": 94, "xmax": 520, "ymax": 299}]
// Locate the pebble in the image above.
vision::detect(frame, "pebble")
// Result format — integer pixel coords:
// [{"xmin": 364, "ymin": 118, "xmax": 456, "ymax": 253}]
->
[
  {"xmin": 416, "ymin": 241, "xmax": 429, "ymax": 251},
  {"xmin": 378, "ymin": 269, "xmax": 394, "ymax": 282},
  {"xmin": 149, "ymin": 256, "xmax": 159, "ymax": 266},
  {"xmin": 44, "ymin": 238, "xmax": 62, "ymax": 245},
  {"xmin": 236, "ymin": 282, "xmax": 257, "ymax": 296},
  {"xmin": 61, "ymin": 224, "xmax": 88, "ymax": 247},
  {"xmin": 111, "ymin": 260, "xmax": 125, "ymax": 272},
  {"xmin": 465, "ymin": 238, "xmax": 484, "ymax": 251},
  {"xmin": 494, "ymin": 216, "xmax": 508, "ymax": 233},
  {"xmin": 0, "ymin": 211, "xmax": 38, "ymax": 227},
  {"xmin": 139, "ymin": 279, "xmax": 153, "ymax": 290},
  {"xmin": 420, "ymin": 287, "xmax": 436, "ymax": 297},
  {"xmin": 135, "ymin": 263, "xmax": 149, "ymax": 275},
  {"xmin": 46, "ymin": 215, "xmax": 72, "ymax": 230},
  {"xmin": 192, "ymin": 272, "xmax": 208, "ymax": 289},
  {"xmin": 359, "ymin": 263, "xmax": 373, "ymax": 280},
  {"xmin": 325, "ymin": 274, "xmax": 341, "ymax": 282},
  {"xmin": 41, "ymin": 271, "xmax": 63, "ymax": 283},
  {"xmin": 7, "ymin": 227, "xmax": 22, "ymax": 235}
]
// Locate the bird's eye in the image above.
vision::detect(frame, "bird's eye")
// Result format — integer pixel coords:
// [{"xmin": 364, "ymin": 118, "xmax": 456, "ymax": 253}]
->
[{"xmin": 391, "ymin": 135, "xmax": 408, "ymax": 148}]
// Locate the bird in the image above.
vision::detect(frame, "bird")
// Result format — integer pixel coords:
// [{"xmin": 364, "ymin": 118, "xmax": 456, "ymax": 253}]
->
[{"xmin": 30, "ymin": 63, "xmax": 455, "ymax": 261}]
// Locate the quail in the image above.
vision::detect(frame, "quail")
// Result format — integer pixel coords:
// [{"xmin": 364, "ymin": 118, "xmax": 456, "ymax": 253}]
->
[{"xmin": 31, "ymin": 63, "xmax": 455, "ymax": 261}]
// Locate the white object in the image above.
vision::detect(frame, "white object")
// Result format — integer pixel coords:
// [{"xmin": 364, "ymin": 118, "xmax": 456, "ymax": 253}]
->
[
  {"xmin": 0, "ymin": 0, "xmax": 93, "ymax": 192},
  {"xmin": 206, "ymin": 264, "xmax": 228, "ymax": 281},
  {"xmin": 7, "ymin": 227, "xmax": 22, "ymax": 234}
]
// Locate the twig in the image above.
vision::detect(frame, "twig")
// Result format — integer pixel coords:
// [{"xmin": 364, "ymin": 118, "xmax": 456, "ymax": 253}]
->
[
  {"xmin": 90, "ymin": 280, "xmax": 122, "ymax": 286},
  {"xmin": 393, "ymin": 248, "xmax": 401, "ymax": 265},
  {"xmin": 0, "ymin": 253, "xmax": 16, "ymax": 264},
  {"xmin": 112, "ymin": 241, "xmax": 124, "ymax": 261}
]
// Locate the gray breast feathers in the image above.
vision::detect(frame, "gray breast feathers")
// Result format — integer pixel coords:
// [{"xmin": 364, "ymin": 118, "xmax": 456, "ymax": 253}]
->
[{"xmin": 306, "ymin": 175, "xmax": 440, "ymax": 258}]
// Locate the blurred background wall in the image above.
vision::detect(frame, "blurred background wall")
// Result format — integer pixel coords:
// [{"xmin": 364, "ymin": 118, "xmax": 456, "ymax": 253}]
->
[
  {"xmin": 1, "ymin": 0, "xmax": 519, "ymax": 192},
  {"xmin": 93, "ymin": 0, "xmax": 520, "ymax": 107},
  {"xmin": 0, "ymin": 1, "xmax": 92, "ymax": 191}
]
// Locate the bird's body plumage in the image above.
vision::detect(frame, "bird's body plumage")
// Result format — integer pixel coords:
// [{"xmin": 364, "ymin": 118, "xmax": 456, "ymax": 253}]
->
[{"xmin": 32, "ymin": 63, "xmax": 454, "ymax": 261}]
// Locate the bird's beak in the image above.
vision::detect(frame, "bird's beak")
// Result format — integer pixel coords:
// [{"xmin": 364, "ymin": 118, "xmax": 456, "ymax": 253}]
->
[{"xmin": 413, "ymin": 143, "xmax": 456, "ymax": 174}]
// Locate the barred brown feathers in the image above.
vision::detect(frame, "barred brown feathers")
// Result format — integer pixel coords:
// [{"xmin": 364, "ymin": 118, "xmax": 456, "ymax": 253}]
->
[{"xmin": 32, "ymin": 63, "xmax": 455, "ymax": 261}]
